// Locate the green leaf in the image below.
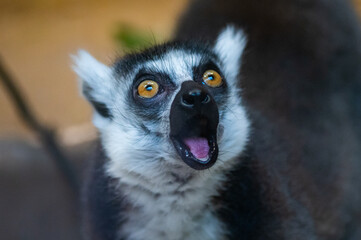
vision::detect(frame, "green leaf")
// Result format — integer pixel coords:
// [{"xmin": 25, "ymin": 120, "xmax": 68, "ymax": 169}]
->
[{"xmin": 113, "ymin": 24, "xmax": 156, "ymax": 51}]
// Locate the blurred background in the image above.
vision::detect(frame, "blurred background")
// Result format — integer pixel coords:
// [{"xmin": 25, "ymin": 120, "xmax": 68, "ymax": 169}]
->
[
  {"xmin": 0, "ymin": 0, "xmax": 359, "ymax": 239},
  {"xmin": 0, "ymin": 0, "xmax": 188, "ymax": 239}
]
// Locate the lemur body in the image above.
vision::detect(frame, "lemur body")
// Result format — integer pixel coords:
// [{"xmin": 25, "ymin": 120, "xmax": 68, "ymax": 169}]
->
[{"xmin": 74, "ymin": 0, "xmax": 361, "ymax": 239}]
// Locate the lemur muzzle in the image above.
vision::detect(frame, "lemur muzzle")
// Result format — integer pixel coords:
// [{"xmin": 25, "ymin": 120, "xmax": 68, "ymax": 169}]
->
[{"xmin": 169, "ymin": 81, "xmax": 219, "ymax": 170}]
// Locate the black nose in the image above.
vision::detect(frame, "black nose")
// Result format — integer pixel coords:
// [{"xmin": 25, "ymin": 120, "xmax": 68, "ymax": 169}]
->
[{"xmin": 181, "ymin": 89, "xmax": 210, "ymax": 108}]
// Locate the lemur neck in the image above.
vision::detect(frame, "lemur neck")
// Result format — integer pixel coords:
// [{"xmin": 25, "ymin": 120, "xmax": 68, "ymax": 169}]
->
[{"xmin": 113, "ymin": 167, "xmax": 229, "ymax": 240}]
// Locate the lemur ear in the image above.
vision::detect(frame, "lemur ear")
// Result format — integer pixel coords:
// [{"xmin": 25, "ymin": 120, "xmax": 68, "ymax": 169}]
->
[
  {"xmin": 72, "ymin": 50, "xmax": 113, "ymax": 129},
  {"xmin": 213, "ymin": 26, "xmax": 247, "ymax": 84}
]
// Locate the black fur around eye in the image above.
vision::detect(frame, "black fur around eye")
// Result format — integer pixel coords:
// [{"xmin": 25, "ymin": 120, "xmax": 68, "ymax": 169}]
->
[
  {"xmin": 193, "ymin": 60, "xmax": 225, "ymax": 86},
  {"xmin": 132, "ymin": 70, "xmax": 176, "ymax": 106},
  {"xmin": 203, "ymin": 70, "xmax": 223, "ymax": 87},
  {"xmin": 137, "ymin": 80, "xmax": 159, "ymax": 98},
  {"xmin": 132, "ymin": 75, "xmax": 168, "ymax": 107}
]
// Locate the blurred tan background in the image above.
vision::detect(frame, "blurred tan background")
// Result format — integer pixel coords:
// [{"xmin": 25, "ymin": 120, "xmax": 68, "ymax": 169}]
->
[
  {"xmin": 0, "ymin": 0, "xmax": 360, "ymax": 239},
  {"xmin": 0, "ymin": 0, "xmax": 188, "ymax": 144},
  {"xmin": 0, "ymin": 1, "xmax": 189, "ymax": 239},
  {"xmin": 0, "ymin": 0, "xmax": 361, "ymax": 143},
  {"xmin": 0, "ymin": 0, "xmax": 360, "ymax": 143}
]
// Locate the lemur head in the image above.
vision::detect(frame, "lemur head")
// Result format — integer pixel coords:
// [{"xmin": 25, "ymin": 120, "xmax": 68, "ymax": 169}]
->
[{"xmin": 73, "ymin": 27, "xmax": 249, "ymax": 182}]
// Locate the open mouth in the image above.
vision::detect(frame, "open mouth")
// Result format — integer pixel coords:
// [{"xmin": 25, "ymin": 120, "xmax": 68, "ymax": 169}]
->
[{"xmin": 170, "ymin": 115, "xmax": 218, "ymax": 170}]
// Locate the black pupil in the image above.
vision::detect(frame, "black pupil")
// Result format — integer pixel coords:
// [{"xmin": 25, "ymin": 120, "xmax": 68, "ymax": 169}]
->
[
  {"xmin": 145, "ymin": 85, "xmax": 153, "ymax": 91},
  {"xmin": 208, "ymin": 75, "xmax": 214, "ymax": 81}
]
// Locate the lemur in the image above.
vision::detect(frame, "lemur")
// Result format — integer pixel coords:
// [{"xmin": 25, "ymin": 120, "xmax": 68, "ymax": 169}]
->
[{"xmin": 73, "ymin": 0, "xmax": 361, "ymax": 239}]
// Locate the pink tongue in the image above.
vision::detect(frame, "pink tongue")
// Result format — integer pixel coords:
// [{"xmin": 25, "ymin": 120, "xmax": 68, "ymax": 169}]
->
[{"xmin": 184, "ymin": 137, "xmax": 209, "ymax": 159}]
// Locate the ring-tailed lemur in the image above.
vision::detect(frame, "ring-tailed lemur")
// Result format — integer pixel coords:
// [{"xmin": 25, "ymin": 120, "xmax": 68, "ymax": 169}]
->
[
  {"xmin": 74, "ymin": 27, "xmax": 250, "ymax": 240},
  {"xmin": 73, "ymin": 0, "xmax": 361, "ymax": 239}
]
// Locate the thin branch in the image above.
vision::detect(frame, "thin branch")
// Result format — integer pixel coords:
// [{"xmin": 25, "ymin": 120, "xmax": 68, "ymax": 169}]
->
[{"xmin": 0, "ymin": 55, "xmax": 79, "ymax": 196}]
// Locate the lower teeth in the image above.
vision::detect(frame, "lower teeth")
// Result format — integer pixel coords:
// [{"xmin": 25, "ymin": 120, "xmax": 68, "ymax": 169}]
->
[{"xmin": 197, "ymin": 157, "xmax": 208, "ymax": 162}]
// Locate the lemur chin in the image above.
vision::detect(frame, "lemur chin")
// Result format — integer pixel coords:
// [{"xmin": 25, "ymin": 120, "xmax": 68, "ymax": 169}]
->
[{"xmin": 73, "ymin": 0, "xmax": 361, "ymax": 239}]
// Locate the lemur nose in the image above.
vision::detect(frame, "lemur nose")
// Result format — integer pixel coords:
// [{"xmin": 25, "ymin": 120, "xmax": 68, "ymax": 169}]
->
[{"xmin": 181, "ymin": 89, "xmax": 210, "ymax": 108}]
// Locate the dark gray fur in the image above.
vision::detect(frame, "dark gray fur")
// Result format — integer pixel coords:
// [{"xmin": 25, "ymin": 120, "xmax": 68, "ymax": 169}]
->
[{"xmin": 176, "ymin": 0, "xmax": 361, "ymax": 238}]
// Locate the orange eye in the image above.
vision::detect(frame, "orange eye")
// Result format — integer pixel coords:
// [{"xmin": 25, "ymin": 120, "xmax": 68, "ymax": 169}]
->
[
  {"xmin": 137, "ymin": 80, "xmax": 159, "ymax": 98},
  {"xmin": 202, "ymin": 70, "xmax": 223, "ymax": 87}
]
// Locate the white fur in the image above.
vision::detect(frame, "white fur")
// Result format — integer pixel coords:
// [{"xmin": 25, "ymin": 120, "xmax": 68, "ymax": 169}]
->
[
  {"xmin": 214, "ymin": 27, "xmax": 249, "ymax": 166},
  {"xmin": 72, "ymin": 50, "xmax": 114, "ymax": 129},
  {"xmin": 115, "ymin": 168, "xmax": 229, "ymax": 240},
  {"xmin": 214, "ymin": 26, "xmax": 247, "ymax": 85},
  {"xmin": 144, "ymin": 50, "xmax": 201, "ymax": 83},
  {"xmin": 73, "ymin": 26, "xmax": 250, "ymax": 240},
  {"xmin": 102, "ymin": 118, "xmax": 229, "ymax": 239}
]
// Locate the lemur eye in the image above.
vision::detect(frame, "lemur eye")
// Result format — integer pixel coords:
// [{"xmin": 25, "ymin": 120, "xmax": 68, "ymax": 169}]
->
[
  {"xmin": 202, "ymin": 70, "xmax": 223, "ymax": 87},
  {"xmin": 137, "ymin": 80, "xmax": 159, "ymax": 98}
]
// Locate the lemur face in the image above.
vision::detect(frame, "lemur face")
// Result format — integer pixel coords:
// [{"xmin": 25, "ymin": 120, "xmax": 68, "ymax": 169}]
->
[{"xmin": 73, "ymin": 27, "xmax": 249, "ymax": 181}]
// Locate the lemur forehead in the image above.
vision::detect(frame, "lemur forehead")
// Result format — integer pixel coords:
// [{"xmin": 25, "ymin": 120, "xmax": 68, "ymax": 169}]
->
[
  {"xmin": 143, "ymin": 50, "xmax": 202, "ymax": 81},
  {"xmin": 113, "ymin": 41, "xmax": 218, "ymax": 77}
]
